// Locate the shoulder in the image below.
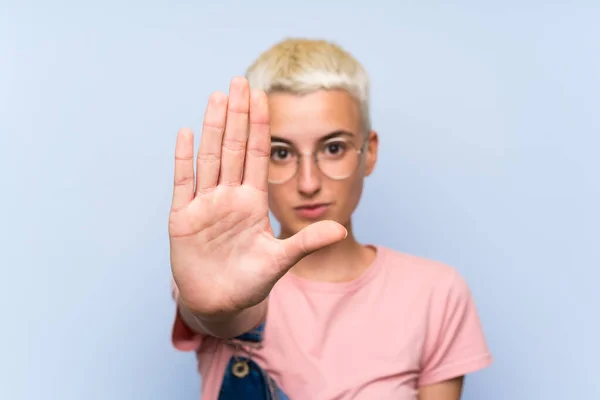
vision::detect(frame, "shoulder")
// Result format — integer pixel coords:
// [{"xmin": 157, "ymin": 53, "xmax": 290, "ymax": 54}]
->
[
  {"xmin": 375, "ymin": 246, "xmax": 477, "ymax": 317},
  {"xmin": 377, "ymin": 245, "xmax": 467, "ymax": 292}
]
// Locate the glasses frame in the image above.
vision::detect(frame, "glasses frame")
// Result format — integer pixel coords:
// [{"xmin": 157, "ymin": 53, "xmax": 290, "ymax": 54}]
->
[{"xmin": 267, "ymin": 137, "xmax": 368, "ymax": 185}]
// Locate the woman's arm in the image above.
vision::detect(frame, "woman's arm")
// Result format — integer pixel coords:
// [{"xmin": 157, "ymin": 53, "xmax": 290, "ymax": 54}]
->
[
  {"xmin": 178, "ymin": 298, "xmax": 267, "ymax": 339},
  {"xmin": 419, "ymin": 376, "xmax": 464, "ymax": 400},
  {"xmin": 172, "ymin": 279, "xmax": 267, "ymax": 339}
]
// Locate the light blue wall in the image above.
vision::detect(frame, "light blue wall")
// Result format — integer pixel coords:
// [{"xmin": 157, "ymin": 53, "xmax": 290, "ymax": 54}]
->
[{"xmin": 1, "ymin": 1, "xmax": 598, "ymax": 399}]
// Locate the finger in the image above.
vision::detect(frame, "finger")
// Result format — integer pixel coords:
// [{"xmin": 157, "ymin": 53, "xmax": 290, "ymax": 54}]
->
[
  {"xmin": 196, "ymin": 92, "xmax": 228, "ymax": 193},
  {"xmin": 219, "ymin": 76, "xmax": 250, "ymax": 186},
  {"xmin": 171, "ymin": 128, "xmax": 195, "ymax": 211},
  {"xmin": 242, "ymin": 90, "xmax": 270, "ymax": 192},
  {"xmin": 278, "ymin": 221, "xmax": 348, "ymax": 268}
]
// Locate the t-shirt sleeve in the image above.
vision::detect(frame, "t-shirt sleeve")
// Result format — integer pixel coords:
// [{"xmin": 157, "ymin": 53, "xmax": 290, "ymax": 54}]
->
[
  {"xmin": 418, "ymin": 269, "xmax": 493, "ymax": 387},
  {"xmin": 170, "ymin": 280, "xmax": 204, "ymax": 352}
]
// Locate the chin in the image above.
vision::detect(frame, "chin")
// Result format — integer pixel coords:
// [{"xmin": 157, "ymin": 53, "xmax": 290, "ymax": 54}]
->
[
  {"xmin": 276, "ymin": 218, "xmax": 315, "ymax": 238},
  {"xmin": 283, "ymin": 213, "xmax": 348, "ymax": 235},
  {"xmin": 284, "ymin": 219, "xmax": 314, "ymax": 235}
]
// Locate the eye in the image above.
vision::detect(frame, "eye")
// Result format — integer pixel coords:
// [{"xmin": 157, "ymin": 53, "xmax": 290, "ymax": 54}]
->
[
  {"xmin": 270, "ymin": 145, "xmax": 293, "ymax": 162},
  {"xmin": 323, "ymin": 141, "xmax": 347, "ymax": 157}
]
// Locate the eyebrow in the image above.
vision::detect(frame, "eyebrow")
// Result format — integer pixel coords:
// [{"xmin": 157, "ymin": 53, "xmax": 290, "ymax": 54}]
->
[{"xmin": 270, "ymin": 130, "xmax": 355, "ymax": 145}]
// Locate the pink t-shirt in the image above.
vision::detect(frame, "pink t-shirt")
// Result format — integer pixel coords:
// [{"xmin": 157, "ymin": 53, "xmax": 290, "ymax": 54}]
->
[{"xmin": 171, "ymin": 246, "xmax": 493, "ymax": 399}]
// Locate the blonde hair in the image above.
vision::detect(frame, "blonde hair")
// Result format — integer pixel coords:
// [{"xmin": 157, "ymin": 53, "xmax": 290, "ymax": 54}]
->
[{"xmin": 245, "ymin": 38, "xmax": 372, "ymax": 132}]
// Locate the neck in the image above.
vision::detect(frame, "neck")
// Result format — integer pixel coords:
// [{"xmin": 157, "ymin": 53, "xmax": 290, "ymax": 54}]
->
[{"xmin": 281, "ymin": 222, "xmax": 376, "ymax": 283}]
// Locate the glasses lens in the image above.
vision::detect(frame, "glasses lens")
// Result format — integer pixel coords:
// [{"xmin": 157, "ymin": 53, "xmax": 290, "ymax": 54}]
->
[
  {"xmin": 267, "ymin": 140, "xmax": 361, "ymax": 184},
  {"xmin": 268, "ymin": 144, "xmax": 297, "ymax": 184},
  {"xmin": 317, "ymin": 139, "xmax": 359, "ymax": 180}
]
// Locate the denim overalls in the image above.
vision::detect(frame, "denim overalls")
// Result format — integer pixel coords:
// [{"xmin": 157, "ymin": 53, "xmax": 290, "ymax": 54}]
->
[{"xmin": 218, "ymin": 322, "xmax": 291, "ymax": 400}]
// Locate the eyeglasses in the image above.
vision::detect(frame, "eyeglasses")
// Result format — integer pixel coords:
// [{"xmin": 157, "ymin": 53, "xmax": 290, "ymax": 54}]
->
[{"xmin": 268, "ymin": 137, "xmax": 366, "ymax": 184}]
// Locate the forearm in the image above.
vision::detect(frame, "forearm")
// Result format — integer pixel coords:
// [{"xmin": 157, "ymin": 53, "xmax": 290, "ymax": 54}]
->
[{"xmin": 178, "ymin": 299, "xmax": 268, "ymax": 339}]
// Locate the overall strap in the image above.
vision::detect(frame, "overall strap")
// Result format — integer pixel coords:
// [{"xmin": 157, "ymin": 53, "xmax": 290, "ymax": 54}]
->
[{"xmin": 217, "ymin": 322, "xmax": 291, "ymax": 400}]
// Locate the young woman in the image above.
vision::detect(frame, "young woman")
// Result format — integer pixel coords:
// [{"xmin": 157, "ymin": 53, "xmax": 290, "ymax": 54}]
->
[{"xmin": 168, "ymin": 38, "xmax": 493, "ymax": 400}]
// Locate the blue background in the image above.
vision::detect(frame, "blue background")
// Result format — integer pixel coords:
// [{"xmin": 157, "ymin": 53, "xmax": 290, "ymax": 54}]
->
[{"xmin": 1, "ymin": 1, "xmax": 598, "ymax": 399}]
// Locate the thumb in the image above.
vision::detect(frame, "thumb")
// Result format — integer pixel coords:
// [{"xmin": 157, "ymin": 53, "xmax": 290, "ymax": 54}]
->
[{"xmin": 278, "ymin": 220, "xmax": 347, "ymax": 267}]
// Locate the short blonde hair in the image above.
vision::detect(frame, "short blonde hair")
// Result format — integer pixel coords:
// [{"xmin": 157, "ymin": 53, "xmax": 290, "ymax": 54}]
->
[{"xmin": 245, "ymin": 38, "xmax": 372, "ymax": 132}]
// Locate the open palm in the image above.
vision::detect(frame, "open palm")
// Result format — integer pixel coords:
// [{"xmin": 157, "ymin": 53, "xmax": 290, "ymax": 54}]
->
[{"xmin": 169, "ymin": 77, "xmax": 346, "ymax": 318}]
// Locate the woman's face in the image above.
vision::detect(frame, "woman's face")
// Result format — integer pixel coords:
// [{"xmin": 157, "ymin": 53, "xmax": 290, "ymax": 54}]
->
[{"xmin": 267, "ymin": 89, "xmax": 379, "ymax": 237}]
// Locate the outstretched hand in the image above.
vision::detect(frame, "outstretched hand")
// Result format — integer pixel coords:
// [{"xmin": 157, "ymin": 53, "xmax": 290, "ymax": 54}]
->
[{"xmin": 168, "ymin": 77, "xmax": 347, "ymax": 318}]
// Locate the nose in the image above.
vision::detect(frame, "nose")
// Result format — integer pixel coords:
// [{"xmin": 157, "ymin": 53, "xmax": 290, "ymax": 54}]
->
[{"xmin": 296, "ymin": 153, "xmax": 321, "ymax": 197}]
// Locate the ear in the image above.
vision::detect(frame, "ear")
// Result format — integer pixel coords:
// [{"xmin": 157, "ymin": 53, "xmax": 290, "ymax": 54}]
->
[{"xmin": 364, "ymin": 130, "xmax": 379, "ymax": 176}]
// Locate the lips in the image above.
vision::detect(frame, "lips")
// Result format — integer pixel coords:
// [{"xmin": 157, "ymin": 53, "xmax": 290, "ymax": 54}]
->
[{"xmin": 294, "ymin": 203, "xmax": 330, "ymax": 219}]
